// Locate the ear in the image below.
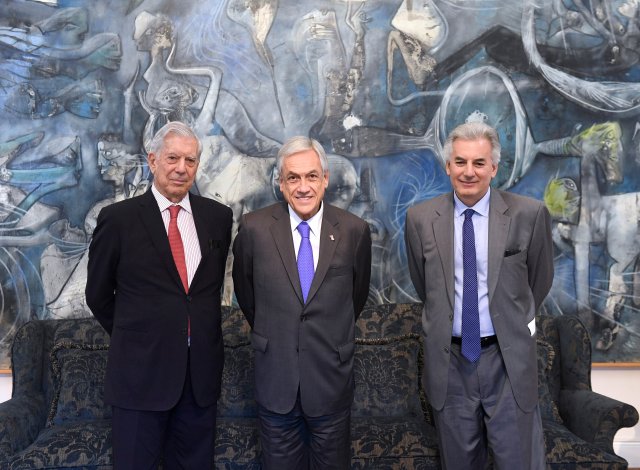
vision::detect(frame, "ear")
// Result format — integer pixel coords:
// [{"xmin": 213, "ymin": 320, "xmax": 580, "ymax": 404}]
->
[
  {"xmin": 445, "ymin": 160, "xmax": 451, "ymax": 176},
  {"xmin": 147, "ymin": 152, "xmax": 157, "ymax": 173},
  {"xmin": 323, "ymin": 170, "xmax": 330, "ymax": 188}
]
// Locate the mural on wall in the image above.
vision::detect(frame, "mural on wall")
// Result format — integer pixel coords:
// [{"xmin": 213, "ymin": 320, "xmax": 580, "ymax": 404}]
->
[{"xmin": 1, "ymin": 0, "xmax": 639, "ymax": 366}]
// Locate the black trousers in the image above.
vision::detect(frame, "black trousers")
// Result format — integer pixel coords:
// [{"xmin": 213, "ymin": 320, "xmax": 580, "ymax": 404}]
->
[
  {"xmin": 111, "ymin": 357, "xmax": 217, "ymax": 470},
  {"xmin": 257, "ymin": 392, "xmax": 351, "ymax": 470}
]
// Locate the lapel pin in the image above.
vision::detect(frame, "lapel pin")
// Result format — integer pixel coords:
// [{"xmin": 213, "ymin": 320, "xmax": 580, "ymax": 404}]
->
[{"xmin": 329, "ymin": 234, "xmax": 335, "ymax": 241}]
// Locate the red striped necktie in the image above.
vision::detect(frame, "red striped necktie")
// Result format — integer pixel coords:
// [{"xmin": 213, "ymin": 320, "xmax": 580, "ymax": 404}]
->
[{"xmin": 168, "ymin": 205, "xmax": 189, "ymax": 293}]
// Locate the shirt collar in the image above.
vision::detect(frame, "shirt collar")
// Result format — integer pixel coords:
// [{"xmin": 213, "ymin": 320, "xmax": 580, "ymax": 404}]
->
[
  {"xmin": 453, "ymin": 187, "xmax": 491, "ymax": 218},
  {"xmin": 151, "ymin": 184, "xmax": 193, "ymax": 214},
  {"xmin": 288, "ymin": 202, "xmax": 324, "ymax": 236}
]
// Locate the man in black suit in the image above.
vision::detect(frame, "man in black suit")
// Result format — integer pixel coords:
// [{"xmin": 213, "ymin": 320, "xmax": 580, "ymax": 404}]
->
[
  {"xmin": 232, "ymin": 136, "xmax": 371, "ymax": 469},
  {"xmin": 86, "ymin": 121, "xmax": 233, "ymax": 469}
]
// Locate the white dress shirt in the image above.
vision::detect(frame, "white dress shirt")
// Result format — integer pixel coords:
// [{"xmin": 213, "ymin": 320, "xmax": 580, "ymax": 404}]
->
[
  {"xmin": 152, "ymin": 185, "xmax": 202, "ymax": 287},
  {"xmin": 452, "ymin": 189, "xmax": 495, "ymax": 338},
  {"xmin": 288, "ymin": 203, "xmax": 323, "ymax": 271}
]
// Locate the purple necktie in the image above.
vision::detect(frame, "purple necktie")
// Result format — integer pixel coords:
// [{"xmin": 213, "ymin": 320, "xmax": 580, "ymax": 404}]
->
[
  {"xmin": 461, "ymin": 209, "xmax": 481, "ymax": 362},
  {"xmin": 297, "ymin": 222, "xmax": 314, "ymax": 303}
]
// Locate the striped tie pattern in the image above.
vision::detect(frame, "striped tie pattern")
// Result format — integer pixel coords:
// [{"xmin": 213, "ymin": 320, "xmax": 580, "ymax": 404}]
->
[{"xmin": 168, "ymin": 205, "xmax": 189, "ymax": 293}]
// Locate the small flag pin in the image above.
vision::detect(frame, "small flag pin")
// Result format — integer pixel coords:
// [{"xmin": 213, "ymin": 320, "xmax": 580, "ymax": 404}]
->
[{"xmin": 329, "ymin": 234, "xmax": 335, "ymax": 241}]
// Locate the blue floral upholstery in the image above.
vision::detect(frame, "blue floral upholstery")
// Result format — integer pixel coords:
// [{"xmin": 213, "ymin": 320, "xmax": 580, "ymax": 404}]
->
[
  {"xmin": 48, "ymin": 346, "xmax": 110, "ymax": 426},
  {"xmin": 0, "ymin": 319, "xmax": 112, "ymax": 469},
  {"xmin": 6, "ymin": 421, "xmax": 112, "ymax": 470},
  {"xmin": 0, "ymin": 306, "xmax": 637, "ymax": 469},
  {"xmin": 537, "ymin": 314, "xmax": 639, "ymax": 469},
  {"xmin": 537, "ymin": 339, "xmax": 564, "ymax": 425},
  {"xmin": 352, "ymin": 336, "xmax": 422, "ymax": 417}
]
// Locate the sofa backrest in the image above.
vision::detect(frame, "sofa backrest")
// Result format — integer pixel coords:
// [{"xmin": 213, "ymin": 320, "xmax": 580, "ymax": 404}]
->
[
  {"xmin": 537, "ymin": 314, "xmax": 593, "ymax": 400},
  {"xmin": 12, "ymin": 306, "xmax": 585, "ymax": 429}
]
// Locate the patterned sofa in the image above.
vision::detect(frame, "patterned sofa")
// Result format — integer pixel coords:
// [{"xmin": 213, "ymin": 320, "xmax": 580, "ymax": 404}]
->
[{"xmin": 0, "ymin": 303, "xmax": 637, "ymax": 469}]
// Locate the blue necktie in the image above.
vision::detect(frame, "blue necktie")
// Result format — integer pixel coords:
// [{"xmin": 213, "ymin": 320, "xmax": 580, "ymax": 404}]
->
[
  {"xmin": 461, "ymin": 209, "xmax": 481, "ymax": 363},
  {"xmin": 297, "ymin": 222, "xmax": 314, "ymax": 303}
]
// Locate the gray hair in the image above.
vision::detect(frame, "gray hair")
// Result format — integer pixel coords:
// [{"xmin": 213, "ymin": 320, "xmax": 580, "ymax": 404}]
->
[
  {"xmin": 147, "ymin": 121, "xmax": 202, "ymax": 158},
  {"xmin": 442, "ymin": 122, "xmax": 501, "ymax": 165},
  {"xmin": 276, "ymin": 136, "xmax": 328, "ymax": 180}
]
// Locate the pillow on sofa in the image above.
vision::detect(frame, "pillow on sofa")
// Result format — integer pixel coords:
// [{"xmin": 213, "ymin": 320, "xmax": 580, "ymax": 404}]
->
[
  {"xmin": 47, "ymin": 343, "xmax": 110, "ymax": 427},
  {"xmin": 537, "ymin": 339, "xmax": 563, "ymax": 424},
  {"xmin": 352, "ymin": 335, "xmax": 423, "ymax": 418}
]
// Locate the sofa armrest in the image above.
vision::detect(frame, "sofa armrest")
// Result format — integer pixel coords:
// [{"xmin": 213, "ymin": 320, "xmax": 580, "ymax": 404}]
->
[
  {"xmin": 559, "ymin": 389, "xmax": 639, "ymax": 455},
  {"xmin": 0, "ymin": 394, "xmax": 47, "ymax": 461}
]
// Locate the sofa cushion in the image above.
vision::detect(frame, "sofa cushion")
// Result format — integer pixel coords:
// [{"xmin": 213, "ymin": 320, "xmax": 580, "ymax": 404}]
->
[
  {"xmin": 351, "ymin": 416, "xmax": 439, "ymax": 461},
  {"xmin": 537, "ymin": 339, "xmax": 563, "ymax": 425},
  {"xmin": 6, "ymin": 420, "xmax": 112, "ymax": 469},
  {"xmin": 215, "ymin": 417, "xmax": 261, "ymax": 468},
  {"xmin": 47, "ymin": 343, "xmax": 110, "ymax": 427},
  {"xmin": 352, "ymin": 335, "xmax": 423, "ymax": 418}
]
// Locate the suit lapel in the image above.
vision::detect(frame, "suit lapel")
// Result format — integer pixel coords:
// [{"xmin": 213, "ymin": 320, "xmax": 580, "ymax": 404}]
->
[
  {"xmin": 269, "ymin": 204, "xmax": 304, "ymax": 303},
  {"xmin": 433, "ymin": 196, "xmax": 455, "ymax": 311},
  {"xmin": 138, "ymin": 190, "xmax": 185, "ymax": 291},
  {"xmin": 487, "ymin": 190, "xmax": 510, "ymax": 303},
  {"xmin": 305, "ymin": 205, "xmax": 340, "ymax": 304}
]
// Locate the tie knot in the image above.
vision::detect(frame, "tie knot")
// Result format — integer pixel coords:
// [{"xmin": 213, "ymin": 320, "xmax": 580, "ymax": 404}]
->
[
  {"xmin": 169, "ymin": 205, "xmax": 181, "ymax": 220},
  {"xmin": 463, "ymin": 208, "xmax": 475, "ymax": 220},
  {"xmin": 297, "ymin": 221, "xmax": 310, "ymax": 239}
]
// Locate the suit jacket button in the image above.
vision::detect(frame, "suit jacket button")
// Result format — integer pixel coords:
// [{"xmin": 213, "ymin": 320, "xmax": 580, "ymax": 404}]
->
[
  {"xmin": 449, "ymin": 314, "xmax": 453, "ymax": 321},
  {"xmin": 181, "ymin": 328, "xmax": 187, "ymax": 335},
  {"xmin": 186, "ymin": 296, "xmax": 192, "ymax": 302},
  {"xmin": 444, "ymin": 347, "xmax": 449, "ymax": 353}
]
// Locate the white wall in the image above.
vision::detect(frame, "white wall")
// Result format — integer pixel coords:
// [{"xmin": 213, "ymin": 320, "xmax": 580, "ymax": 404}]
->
[
  {"xmin": 0, "ymin": 369, "xmax": 638, "ymax": 465},
  {"xmin": 0, "ymin": 373, "xmax": 11, "ymax": 402}
]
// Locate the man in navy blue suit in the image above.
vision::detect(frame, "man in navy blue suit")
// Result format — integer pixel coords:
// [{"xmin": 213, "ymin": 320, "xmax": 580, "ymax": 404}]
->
[{"xmin": 86, "ymin": 121, "xmax": 232, "ymax": 469}]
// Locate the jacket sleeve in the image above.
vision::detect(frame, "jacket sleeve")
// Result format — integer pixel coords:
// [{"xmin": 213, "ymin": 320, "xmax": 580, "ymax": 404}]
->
[
  {"xmin": 527, "ymin": 202, "xmax": 554, "ymax": 312},
  {"xmin": 85, "ymin": 205, "xmax": 119, "ymax": 335},
  {"xmin": 232, "ymin": 215, "xmax": 255, "ymax": 328},
  {"xmin": 404, "ymin": 207, "xmax": 426, "ymax": 303}
]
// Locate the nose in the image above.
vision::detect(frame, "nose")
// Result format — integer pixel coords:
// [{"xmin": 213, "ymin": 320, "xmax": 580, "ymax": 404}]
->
[
  {"xmin": 174, "ymin": 158, "xmax": 187, "ymax": 173},
  {"xmin": 463, "ymin": 161, "xmax": 474, "ymax": 177},
  {"xmin": 297, "ymin": 177, "xmax": 311, "ymax": 192}
]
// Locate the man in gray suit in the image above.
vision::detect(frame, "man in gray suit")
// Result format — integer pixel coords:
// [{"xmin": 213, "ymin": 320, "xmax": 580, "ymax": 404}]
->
[
  {"xmin": 232, "ymin": 136, "xmax": 371, "ymax": 469},
  {"xmin": 404, "ymin": 122, "xmax": 553, "ymax": 469}
]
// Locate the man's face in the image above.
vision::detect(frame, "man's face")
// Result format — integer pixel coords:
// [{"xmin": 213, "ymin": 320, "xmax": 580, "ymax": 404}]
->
[
  {"xmin": 148, "ymin": 133, "xmax": 199, "ymax": 203},
  {"xmin": 445, "ymin": 137, "xmax": 498, "ymax": 207},
  {"xmin": 279, "ymin": 149, "xmax": 329, "ymax": 220}
]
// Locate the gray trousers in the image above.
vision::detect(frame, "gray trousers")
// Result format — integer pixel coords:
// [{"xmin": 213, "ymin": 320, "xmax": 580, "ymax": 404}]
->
[{"xmin": 432, "ymin": 342, "xmax": 546, "ymax": 470}]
